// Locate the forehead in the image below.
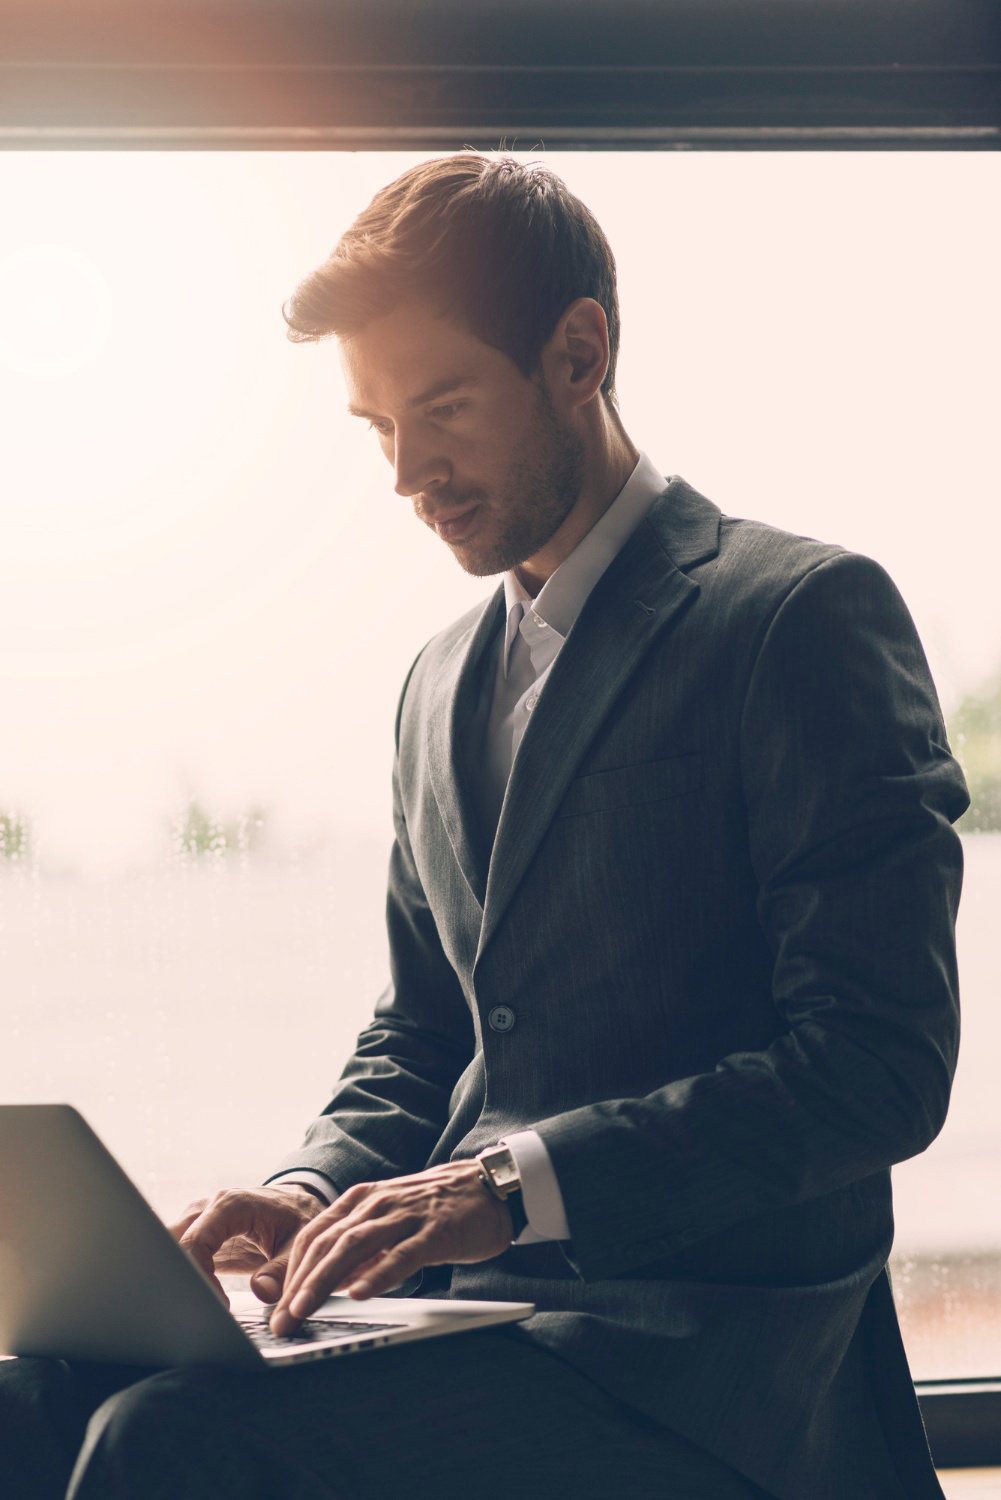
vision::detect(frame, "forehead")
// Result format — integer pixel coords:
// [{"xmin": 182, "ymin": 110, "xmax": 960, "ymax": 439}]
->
[{"xmin": 339, "ymin": 303, "xmax": 521, "ymax": 411}]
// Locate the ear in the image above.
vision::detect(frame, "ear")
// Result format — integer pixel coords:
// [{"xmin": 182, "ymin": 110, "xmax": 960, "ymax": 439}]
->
[{"xmin": 540, "ymin": 298, "xmax": 610, "ymax": 412}]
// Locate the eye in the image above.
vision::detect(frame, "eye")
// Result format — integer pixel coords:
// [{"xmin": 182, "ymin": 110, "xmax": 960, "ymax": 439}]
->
[
  {"xmin": 429, "ymin": 402, "xmax": 463, "ymax": 421},
  {"xmin": 367, "ymin": 419, "xmax": 393, "ymax": 437}
]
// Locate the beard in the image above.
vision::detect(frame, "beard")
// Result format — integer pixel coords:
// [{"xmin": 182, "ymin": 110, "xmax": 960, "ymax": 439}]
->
[{"xmin": 417, "ymin": 381, "xmax": 586, "ymax": 578}]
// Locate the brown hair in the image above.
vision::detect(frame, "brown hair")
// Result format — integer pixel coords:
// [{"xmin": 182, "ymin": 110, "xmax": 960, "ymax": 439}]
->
[{"xmin": 284, "ymin": 153, "xmax": 621, "ymax": 401}]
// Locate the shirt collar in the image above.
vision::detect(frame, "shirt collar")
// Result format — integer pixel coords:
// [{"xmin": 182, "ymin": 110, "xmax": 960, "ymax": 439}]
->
[{"xmin": 500, "ymin": 450, "xmax": 668, "ymax": 673}]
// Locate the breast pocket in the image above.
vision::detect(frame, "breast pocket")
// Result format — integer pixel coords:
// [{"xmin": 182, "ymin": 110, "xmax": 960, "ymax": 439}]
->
[{"xmin": 557, "ymin": 752, "xmax": 703, "ymax": 819}]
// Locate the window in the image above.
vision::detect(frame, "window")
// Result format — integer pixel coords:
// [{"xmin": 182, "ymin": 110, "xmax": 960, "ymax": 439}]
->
[{"xmin": 2, "ymin": 149, "xmax": 998, "ymax": 1379}]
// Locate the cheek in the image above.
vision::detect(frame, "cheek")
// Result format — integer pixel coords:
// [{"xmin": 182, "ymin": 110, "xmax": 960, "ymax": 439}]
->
[{"xmin": 457, "ymin": 424, "xmax": 523, "ymax": 482}]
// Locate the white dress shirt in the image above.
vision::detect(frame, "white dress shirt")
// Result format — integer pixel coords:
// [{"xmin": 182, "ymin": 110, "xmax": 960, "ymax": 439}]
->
[{"xmin": 277, "ymin": 451, "xmax": 670, "ymax": 1246}]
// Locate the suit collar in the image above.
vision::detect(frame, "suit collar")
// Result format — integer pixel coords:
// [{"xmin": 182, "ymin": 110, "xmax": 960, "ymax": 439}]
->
[
  {"xmin": 426, "ymin": 587, "xmax": 504, "ymax": 910},
  {"xmin": 422, "ymin": 476, "xmax": 722, "ymax": 945},
  {"xmin": 500, "ymin": 449, "xmax": 671, "ymax": 650},
  {"xmin": 647, "ymin": 475, "xmax": 722, "ymax": 571},
  {"xmin": 475, "ymin": 477, "xmax": 721, "ymax": 963}
]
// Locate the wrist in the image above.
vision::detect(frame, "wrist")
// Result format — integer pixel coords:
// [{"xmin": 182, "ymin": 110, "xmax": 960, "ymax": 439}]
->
[
  {"xmin": 279, "ymin": 1182, "xmax": 328, "ymax": 1212},
  {"xmin": 475, "ymin": 1145, "xmax": 528, "ymax": 1241}
]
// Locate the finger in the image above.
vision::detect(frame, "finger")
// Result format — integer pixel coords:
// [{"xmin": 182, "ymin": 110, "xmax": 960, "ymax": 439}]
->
[
  {"xmin": 250, "ymin": 1255, "xmax": 289, "ymax": 1304},
  {"xmin": 282, "ymin": 1219, "xmax": 391, "ymax": 1314},
  {"xmin": 178, "ymin": 1193, "xmax": 260, "ymax": 1280},
  {"xmin": 272, "ymin": 1220, "xmax": 408, "ymax": 1334},
  {"xmin": 326, "ymin": 1248, "xmax": 389, "ymax": 1290},
  {"xmin": 281, "ymin": 1196, "xmax": 379, "ymax": 1298},
  {"xmin": 284, "ymin": 1210, "xmax": 411, "ymax": 1310},
  {"xmin": 282, "ymin": 1192, "xmax": 361, "ymax": 1288},
  {"xmin": 291, "ymin": 1218, "xmax": 419, "ymax": 1310},
  {"xmin": 283, "ymin": 1208, "xmax": 336, "ymax": 1290},
  {"xmin": 167, "ymin": 1200, "xmax": 208, "ymax": 1242},
  {"xmin": 344, "ymin": 1236, "xmax": 431, "ymax": 1300}
]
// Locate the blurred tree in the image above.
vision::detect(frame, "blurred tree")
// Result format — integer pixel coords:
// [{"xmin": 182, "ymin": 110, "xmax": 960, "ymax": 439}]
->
[
  {"xmin": 0, "ymin": 811, "xmax": 31, "ymax": 862},
  {"xmin": 172, "ymin": 800, "xmax": 267, "ymax": 859},
  {"xmin": 950, "ymin": 676, "xmax": 1001, "ymax": 832}
]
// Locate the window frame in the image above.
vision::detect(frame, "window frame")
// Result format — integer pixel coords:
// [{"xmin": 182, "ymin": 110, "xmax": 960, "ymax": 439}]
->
[
  {"xmin": 1, "ymin": 0, "xmax": 999, "ymax": 152},
  {"xmin": 3, "ymin": 0, "xmax": 999, "ymax": 1468}
]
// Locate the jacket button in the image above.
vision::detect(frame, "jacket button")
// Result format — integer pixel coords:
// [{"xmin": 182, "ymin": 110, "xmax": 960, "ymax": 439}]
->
[{"xmin": 487, "ymin": 1005, "xmax": 516, "ymax": 1033}]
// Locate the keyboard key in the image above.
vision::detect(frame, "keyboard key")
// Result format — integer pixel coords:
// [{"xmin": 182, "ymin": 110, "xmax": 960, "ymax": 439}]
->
[{"xmin": 237, "ymin": 1315, "xmax": 405, "ymax": 1349}]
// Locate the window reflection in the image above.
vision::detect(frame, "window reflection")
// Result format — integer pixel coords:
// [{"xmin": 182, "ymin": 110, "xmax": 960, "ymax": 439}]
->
[{"xmin": 1, "ymin": 150, "xmax": 998, "ymax": 1378}]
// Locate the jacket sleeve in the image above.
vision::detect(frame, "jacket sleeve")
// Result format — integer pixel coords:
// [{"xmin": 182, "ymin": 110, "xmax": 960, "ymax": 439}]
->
[
  {"xmin": 268, "ymin": 665, "xmax": 475, "ymax": 1192},
  {"xmin": 533, "ymin": 551, "xmax": 969, "ymax": 1280}
]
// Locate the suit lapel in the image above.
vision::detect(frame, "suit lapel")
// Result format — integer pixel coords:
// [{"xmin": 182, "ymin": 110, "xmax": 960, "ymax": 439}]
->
[
  {"xmin": 475, "ymin": 479, "xmax": 720, "ymax": 964},
  {"xmin": 426, "ymin": 586, "xmax": 505, "ymax": 910}
]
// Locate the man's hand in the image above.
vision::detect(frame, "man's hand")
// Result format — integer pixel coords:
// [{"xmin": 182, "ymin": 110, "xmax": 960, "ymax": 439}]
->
[
  {"xmin": 269, "ymin": 1161, "xmax": 512, "ymax": 1336},
  {"xmin": 170, "ymin": 1184, "xmax": 327, "ymax": 1306}
]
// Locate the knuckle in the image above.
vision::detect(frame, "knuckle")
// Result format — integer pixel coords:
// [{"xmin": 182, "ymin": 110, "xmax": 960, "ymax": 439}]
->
[
  {"xmin": 308, "ymin": 1229, "xmax": 339, "ymax": 1258},
  {"xmin": 341, "ymin": 1183, "xmax": 371, "ymax": 1205}
]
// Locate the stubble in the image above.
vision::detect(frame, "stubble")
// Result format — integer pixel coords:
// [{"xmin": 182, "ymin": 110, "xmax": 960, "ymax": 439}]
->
[{"xmin": 448, "ymin": 383, "xmax": 586, "ymax": 578}]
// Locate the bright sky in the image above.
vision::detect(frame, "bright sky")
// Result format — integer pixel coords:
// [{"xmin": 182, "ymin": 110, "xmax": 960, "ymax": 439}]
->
[{"xmin": 1, "ymin": 151, "xmax": 999, "ymax": 871}]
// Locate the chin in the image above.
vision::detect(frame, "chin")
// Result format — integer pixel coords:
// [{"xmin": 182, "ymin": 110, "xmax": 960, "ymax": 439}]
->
[
  {"xmin": 450, "ymin": 547, "xmax": 501, "ymax": 579},
  {"xmin": 447, "ymin": 533, "xmax": 505, "ymax": 578}
]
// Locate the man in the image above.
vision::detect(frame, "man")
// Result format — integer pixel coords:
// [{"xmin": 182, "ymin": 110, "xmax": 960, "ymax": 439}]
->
[{"xmin": 1, "ymin": 154, "xmax": 968, "ymax": 1499}]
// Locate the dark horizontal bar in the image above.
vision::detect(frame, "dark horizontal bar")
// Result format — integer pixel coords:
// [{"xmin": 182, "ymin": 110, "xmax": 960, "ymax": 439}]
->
[
  {"xmin": 1, "ymin": 64, "xmax": 997, "ymax": 150},
  {"xmin": 3, "ymin": 126, "xmax": 998, "ymax": 153},
  {"xmin": 2, "ymin": 63, "xmax": 998, "ymax": 76},
  {"xmin": 917, "ymin": 1380, "xmax": 1001, "ymax": 1468},
  {"xmin": 1, "ymin": 0, "xmax": 997, "ymax": 149},
  {"xmin": 2, "ymin": 0, "xmax": 999, "ymax": 70}
]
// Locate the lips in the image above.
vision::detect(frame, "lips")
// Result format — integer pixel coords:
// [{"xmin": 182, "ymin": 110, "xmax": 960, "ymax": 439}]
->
[{"xmin": 431, "ymin": 504, "xmax": 480, "ymax": 543}]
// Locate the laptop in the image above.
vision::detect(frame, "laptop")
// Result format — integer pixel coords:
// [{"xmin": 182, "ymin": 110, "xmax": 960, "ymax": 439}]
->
[{"xmin": 0, "ymin": 1104, "xmax": 534, "ymax": 1369}]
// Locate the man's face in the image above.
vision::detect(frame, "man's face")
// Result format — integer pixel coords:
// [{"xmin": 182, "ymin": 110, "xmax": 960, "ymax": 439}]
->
[{"xmin": 340, "ymin": 303, "xmax": 584, "ymax": 577}]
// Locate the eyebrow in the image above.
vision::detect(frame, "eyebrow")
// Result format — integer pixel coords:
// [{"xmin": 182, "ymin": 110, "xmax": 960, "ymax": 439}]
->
[{"xmin": 347, "ymin": 374, "xmax": 477, "ymax": 421}]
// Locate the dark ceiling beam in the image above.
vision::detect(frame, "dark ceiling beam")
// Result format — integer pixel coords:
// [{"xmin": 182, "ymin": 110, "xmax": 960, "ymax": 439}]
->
[{"xmin": 1, "ymin": 0, "xmax": 998, "ymax": 150}]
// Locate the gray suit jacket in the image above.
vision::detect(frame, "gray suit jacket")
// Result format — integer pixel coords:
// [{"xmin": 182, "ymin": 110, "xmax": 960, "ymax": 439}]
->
[{"xmin": 274, "ymin": 479, "xmax": 968, "ymax": 1500}]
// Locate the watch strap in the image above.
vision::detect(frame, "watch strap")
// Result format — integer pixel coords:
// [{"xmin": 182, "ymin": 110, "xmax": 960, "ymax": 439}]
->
[{"xmin": 503, "ymin": 1184, "xmax": 528, "ymax": 1240}]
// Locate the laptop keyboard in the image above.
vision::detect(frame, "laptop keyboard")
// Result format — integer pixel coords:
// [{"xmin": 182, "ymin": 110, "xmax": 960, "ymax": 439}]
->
[{"xmin": 237, "ymin": 1315, "xmax": 406, "ymax": 1350}]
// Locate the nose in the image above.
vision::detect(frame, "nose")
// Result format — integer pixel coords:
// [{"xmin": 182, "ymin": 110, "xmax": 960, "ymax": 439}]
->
[{"xmin": 392, "ymin": 422, "xmax": 450, "ymax": 499}]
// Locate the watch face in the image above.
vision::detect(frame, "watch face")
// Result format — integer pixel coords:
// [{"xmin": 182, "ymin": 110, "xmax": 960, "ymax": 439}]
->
[{"xmin": 481, "ymin": 1146, "xmax": 520, "ymax": 1195}]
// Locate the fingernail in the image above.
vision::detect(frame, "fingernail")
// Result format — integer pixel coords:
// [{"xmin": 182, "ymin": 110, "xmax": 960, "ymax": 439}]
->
[
  {"xmin": 349, "ymin": 1282, "xmax": 369, "ymax": 1299},
  {"xmin": 254, "ymin": 1274, "xmax": 280, "ymax": 1302}
]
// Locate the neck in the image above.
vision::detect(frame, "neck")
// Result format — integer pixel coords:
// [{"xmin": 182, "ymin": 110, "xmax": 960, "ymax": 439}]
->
[{"xmin": 515, "ymin": 399, "xmax": 640, "ymax": 597}]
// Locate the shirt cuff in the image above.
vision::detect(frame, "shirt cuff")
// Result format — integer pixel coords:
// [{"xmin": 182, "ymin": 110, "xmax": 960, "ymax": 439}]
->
[
  {"xmin": 501, "ymin": 1129, "xmax": 571, "ymax": 1244},
  {"xmin": 268, "ymin": 1169, "xmax": 339, "ymax": 1205}
]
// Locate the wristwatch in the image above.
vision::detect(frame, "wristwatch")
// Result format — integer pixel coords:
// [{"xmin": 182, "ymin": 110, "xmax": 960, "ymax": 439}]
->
[{"xmin": 475, "ymin": 1144, "xmax": 528, "ymax": 1241}]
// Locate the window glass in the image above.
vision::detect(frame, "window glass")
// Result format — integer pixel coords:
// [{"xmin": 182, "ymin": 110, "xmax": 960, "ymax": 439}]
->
[{"xmin": 1, "ymin": 151, "xmax": 997, "ymax": 1377}]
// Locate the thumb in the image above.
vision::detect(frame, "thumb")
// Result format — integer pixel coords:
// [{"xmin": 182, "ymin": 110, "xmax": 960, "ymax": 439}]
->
[{"xmin": 251, "ymin": 1258, "xmax": 288, "ymax": 1304}]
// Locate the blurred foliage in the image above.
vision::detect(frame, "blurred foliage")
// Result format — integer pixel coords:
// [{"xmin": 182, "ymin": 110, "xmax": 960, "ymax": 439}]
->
[
  {"xmin": 0, "ymin": 811, "xmax": 31, "ymax": 862},
  {"xmin": 172, "ymin": 800, "xmax": 267, "ymax": 859},
  {"xmin": 950, "ymin": 674, "xmax": 1001, "ymax": 832}
]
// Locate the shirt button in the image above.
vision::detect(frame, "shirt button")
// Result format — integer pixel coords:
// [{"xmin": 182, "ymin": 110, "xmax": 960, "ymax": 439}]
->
[
  {"xmin": 525, "ymin": 695, "xmax": 538, "ymax": 712},
  {"xmin": 532, "ymin": 613, "xmax": 546, "ymax": 628},
  {"xmin": 488, "ymin": 1005, "xmax": 516, "ymax": 1033}
]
